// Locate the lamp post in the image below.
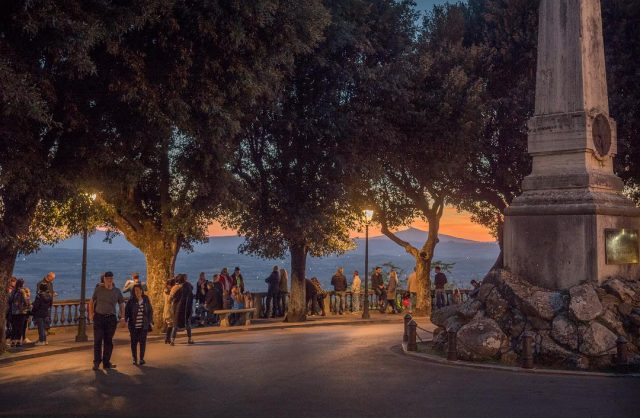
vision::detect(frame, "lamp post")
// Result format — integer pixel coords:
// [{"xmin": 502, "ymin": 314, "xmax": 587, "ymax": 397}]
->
[
  {"xmin": 76, "ymin": 193, "xmax": 96, "ymax": 342},
  {"xmin": 362, "ymin": 209, "xmax": 374, "ymax": 319}
]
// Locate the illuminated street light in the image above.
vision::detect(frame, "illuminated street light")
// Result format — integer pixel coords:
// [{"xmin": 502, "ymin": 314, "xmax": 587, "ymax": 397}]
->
[{"xmin": 362, "ymin": 209, "xmax": 374, "ymax": 320}]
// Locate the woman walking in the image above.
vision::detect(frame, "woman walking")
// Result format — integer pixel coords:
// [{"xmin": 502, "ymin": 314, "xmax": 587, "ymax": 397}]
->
[
  {"xmin": 8, "ymin": 278, "xmax": 31, "ymax": 347},
  {"xmin": 125, "ymin": 284, "xmax": 153, "ymax": 365},
  {"xmin": 384, "ymin": 271, "xmax": 399, "ymax": 314}
]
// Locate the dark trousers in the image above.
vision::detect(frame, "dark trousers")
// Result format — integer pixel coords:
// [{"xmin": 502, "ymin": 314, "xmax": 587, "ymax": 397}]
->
[
  {"xmin": 165, "ymin": 326, "xmax": 173, "ymax": 343},
  {"xmin": 170, "ymin": 321, "xmax": 192, "ymax": 342},
  {"xmin": 265, "ymin": 291, "xmax": 279, "ymax": 317},
  {"xmin": 129, "ymin": 328, "xmax": 148, "ymax": 361},
  {"xmin": 93, "ymin": 314, "xmax": 117, "ymax": 366},
  {"xmin": 385, "ymin": 298, "xmax": 398, "ymax": 314},
  {"xmin": 35, "ymin": 317, "xmax": 47, "ymax": 342},
  {"xmin": 10, "ymin": 314, "xmax": 27, "ymax": 340}
]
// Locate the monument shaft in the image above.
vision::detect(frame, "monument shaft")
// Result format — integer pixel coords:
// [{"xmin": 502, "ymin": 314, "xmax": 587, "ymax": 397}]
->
[{"xmin": 504, "ymin": 0, "xmax": 640, "ymax": 289}]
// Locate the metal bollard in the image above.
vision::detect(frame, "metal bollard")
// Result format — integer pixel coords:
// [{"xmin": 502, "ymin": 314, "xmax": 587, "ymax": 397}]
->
[
  {"xmin": 447, "ymin": 330, "xmax": 458, "ymax": 361},
  {"xmin": 616, "ymin": 336, "xmax": 628, "ymax": 366},
  {"xmin": 407, "ymin": 320, "xmax": 418, "ymax": 351},
  {"xmin": 403, "ymin": 314, "xmax": 412, "ymax": 343},
  {"xmin": 521, "ymin": 332, "xmax": 534, "ymax": 369}
]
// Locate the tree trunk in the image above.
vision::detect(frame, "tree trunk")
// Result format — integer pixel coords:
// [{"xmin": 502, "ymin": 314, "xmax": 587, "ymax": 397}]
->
[
  {"xmin": 0, "ymin": 249, "xmax": 19, "ymax": 353},
  {"xmin": 285, "ymin": 243, "xmax": 307, "ymax": 322},
  {"xmin": 414, "ymin": 255, "xmax": 431, "ymax": 316},
  {"xmin": 142, "ymin": 239, "xmax": 179, "ymax": 330}
]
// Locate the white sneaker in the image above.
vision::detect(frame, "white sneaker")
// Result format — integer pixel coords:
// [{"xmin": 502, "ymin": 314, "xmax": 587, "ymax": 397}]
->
[
  {"xmin": 34, "ymin": 341, "xmax": 46, "ymax": 346},
  {"xmin": 23, "ymin": 338, "xmax": 32, "ymax": 344}
]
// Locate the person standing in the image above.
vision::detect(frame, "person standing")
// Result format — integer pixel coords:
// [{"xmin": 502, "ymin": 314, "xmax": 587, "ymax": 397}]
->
[
  {"xmin": 351, "ymin": 271, "xmax": 361, "ymax": 312},
  {"xmin": 204, "ymin": 276, "xmax": 223, "ymax": 324},
  {"xmin": 278, "ymin": 268, "xmax": 288, "ymax": 317},
  {"xmin": 331, "ymin": 267, "xmax": 348, "ymax": 315},
  {"xmin": 88, "ymin": 271, "xmax": 125, "ymax": 370},
  {"xmin": 8, "ymin": 279, "xmax": 30, "ymax": 347},
  {"xmin": 264, "ymin": 266, "xmax": 280, "ymax": 318},
  {"xmin": 37, "ymin": 272, "xmax": 57, "ymax": 335},
  {"xmin": 170, "ymin": 274, "xmax": 194, "ymax": 345},
  {"xmin": 371, "ymin": 267, "xmax": 385, "ymax": 309},
  {"xmin": 125, "ymin": 284, "xmax": 153, "ymax": 365},
  {"xmin": 220, "ymin": 268, "xmax": 233, "ymax": 309},
  {"xmin": 434, "ymin": 266, "xmax": 448, "ymax": 309},
  {"xmin": 384, "ymin": 271, "xmax": 399, "ymax": 314},
  {"xmin": 195, "ymin": 272, "xmax": 208, "ymax": 326},
  {"xmin": 122, "ymin": 272, "xmax": 147, "ymax": 294},
  {"xmin": 231, "ymin": 267, "xmax": 245, "ymax": 294},
  {"xmin": 406, "ymin": 268, "xmax": 418, "ymax": 313},
  {"xmin": 32, "ymin": 282, "xmax": 53, "ymax": 346}
]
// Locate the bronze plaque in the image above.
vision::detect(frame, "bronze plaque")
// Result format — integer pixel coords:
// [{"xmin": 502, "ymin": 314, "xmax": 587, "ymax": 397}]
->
[{"xmin": 605, "ymin": 229, "xmax": 639, "ymax": 265}]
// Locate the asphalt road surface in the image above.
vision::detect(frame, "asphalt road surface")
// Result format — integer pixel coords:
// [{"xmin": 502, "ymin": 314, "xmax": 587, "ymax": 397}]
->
[{"xmin": 1, "ymin": 323, "xmax": 638, "ymax": 417}]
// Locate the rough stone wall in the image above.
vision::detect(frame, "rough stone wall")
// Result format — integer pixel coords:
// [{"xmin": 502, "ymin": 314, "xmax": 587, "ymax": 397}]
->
[{"xmin": 431, "ymin": 269, "xmax": 640, "ymax": 371}]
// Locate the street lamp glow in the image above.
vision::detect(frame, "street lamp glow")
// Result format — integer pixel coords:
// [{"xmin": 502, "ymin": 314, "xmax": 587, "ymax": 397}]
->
[
  {"xmin": 363, "ymin": 209, "xmax": 374, "ymax": 223},
  {"xmin": 89, "ymin": 193, "xmax": 97, "ymax": 201}
]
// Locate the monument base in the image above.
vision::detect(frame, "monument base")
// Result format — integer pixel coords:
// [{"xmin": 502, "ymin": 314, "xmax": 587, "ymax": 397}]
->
[{"xmin": 504, "ymin": 185, "xmax": 640, "ymax": 289}]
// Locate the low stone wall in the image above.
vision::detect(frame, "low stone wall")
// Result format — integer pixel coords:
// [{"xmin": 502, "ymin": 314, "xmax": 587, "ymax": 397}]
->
[{"xmin": 431, "ymin": 269, "xmax": 640, "ymax": 370}]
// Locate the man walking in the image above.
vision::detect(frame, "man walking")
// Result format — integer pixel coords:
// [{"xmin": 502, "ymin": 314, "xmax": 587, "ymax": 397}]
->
[
  {"xmin": 37, "ymin": 272, "xmax": 57, "ymax": 335},
  {"xmin": 434, "ymin": 266, "xmax": 448, "ymax": 309},
  {"xmin": 265, "ymin": 266, "xmax": 280, "ymax": 318},
  {"xmin": 88, "ymin": 271, "xmax": 125, "ymax": 370},
  {"xmin": 330, "ymin": 267, "xmax": 347, "ymax": 315}
]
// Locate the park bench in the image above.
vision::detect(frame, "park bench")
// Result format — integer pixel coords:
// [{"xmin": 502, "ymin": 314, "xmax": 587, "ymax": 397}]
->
[{"xmin": 212, "ymin": 308, "xmax": 256, "ymax": 327}]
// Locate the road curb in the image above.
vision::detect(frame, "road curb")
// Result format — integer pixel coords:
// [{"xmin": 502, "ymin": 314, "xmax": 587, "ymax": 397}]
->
[
  {"xmin": 0, "ymin": 317, "xmax": 404, "ymax": 365},
  {"xmin": 397, "ymin": 342, "xmax": 640, "ymax": 379}
]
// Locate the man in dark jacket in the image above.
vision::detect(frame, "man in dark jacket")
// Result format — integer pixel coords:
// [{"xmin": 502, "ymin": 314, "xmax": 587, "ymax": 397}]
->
[
  {"xmin": 37, "ymin": 272, "xmax": 57, "ymax": 335},
  {"xmin": 264, "ymin": 266, "xmax": 280, "ymax": 318},
  {"xmin": 307, "ymin": 277, "xmax": 326, "ymax": 316},
  {"xmin": 32, "ymin": 283, "xmax": 53, "ymax": 345},
  {"xmin": 371, "ymin": 267, "xmax": 385, "ymax": 308},
  {"xmin": 231, "ymin": 267, "xmax": 245, "ymax": 293},
  {"xmin": 330, "ymin": 267, "xmax": 348, "ymax": 315},
  {"xmin": 434, "ymin": 266, "xmax": 448, "ymax": 309}
]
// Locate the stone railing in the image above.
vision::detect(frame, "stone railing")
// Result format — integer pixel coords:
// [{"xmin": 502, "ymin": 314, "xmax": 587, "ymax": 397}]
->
[{"xmin": 36, "ymin": 288, "xmax": 471, "ymax": 328}]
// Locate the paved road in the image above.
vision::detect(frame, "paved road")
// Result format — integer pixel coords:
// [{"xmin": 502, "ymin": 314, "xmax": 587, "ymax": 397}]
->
[{"xmin": 1, "ymin": 323, "xmax": 638, "ymax": 417}]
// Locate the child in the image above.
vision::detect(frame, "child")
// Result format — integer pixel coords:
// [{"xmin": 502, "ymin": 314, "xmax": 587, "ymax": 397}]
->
[{"xmin": 32, "ymin": 283, "xmax": 53, "ymax": 346}]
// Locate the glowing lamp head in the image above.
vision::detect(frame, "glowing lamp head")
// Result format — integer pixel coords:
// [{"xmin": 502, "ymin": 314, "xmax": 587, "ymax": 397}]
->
[{"xmin": 363, "ymin": 209, "xmax": 374, "ymax": 223}]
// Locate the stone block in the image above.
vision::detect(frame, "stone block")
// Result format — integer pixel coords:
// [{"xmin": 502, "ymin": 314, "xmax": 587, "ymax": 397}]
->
[
  {"xmin": 522, "ymin": 291, "xmax": 565, "ymax": 321},
  {"xmin": 569, "ymin": 284, "xmax": 603, "ymax": 321},
  {"xmin": 456, "ymin": 318, "xmax": 509, "ymax": 361},
  {"xmin": 551, "ymin": 314, "xmax": 579, "ymax": 350},
  {"xmin": 603, "ymin": 278, "xmax": 636, "ymax": 303},
  {"xmin": 431, "ymin": 304, "xmax": 459, "ymax": 328},
  {"xmin": 579, "ymin": 322, "xmax": 617, "ymax": 356}
]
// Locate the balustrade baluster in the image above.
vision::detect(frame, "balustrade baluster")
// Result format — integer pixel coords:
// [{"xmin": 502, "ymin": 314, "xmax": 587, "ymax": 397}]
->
[
  {"xmin": 73, "ymin": 304, "xmax": 79, "ymax": 324},
  {"xmin": 53, "ymin": 305, "xmax": 59, "ymax": 326}
]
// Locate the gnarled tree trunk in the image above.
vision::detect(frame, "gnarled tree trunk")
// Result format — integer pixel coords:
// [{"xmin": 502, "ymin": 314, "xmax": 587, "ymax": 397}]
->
[
  {"xmin": 285, "ymin": 243, "xmax": 307, "ymax": 322},
  {"xmin": 141, "ymin": 238, "xmax": 179, "ymax": 329}
]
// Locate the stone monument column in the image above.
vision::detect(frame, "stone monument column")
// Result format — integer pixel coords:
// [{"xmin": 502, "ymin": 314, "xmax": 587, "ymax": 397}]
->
[{"xmin": 504, "ymin": 0, "xmax": 640, "ymax": 289}]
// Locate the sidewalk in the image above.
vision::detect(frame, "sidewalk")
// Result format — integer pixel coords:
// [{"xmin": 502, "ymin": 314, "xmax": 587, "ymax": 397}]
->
[{"xmin": 1, "ymin": 312, "xmax": 413, "ymax": 365}]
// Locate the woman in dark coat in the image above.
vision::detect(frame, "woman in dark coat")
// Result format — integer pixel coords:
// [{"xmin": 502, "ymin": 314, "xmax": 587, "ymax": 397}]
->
[
  {"xmin": 170, "ymin": 274, "xmax": 194, "ymax": 345},
  {"xmin": 125, "ymin": 284, "xmax": 153, "ymax": 365}
]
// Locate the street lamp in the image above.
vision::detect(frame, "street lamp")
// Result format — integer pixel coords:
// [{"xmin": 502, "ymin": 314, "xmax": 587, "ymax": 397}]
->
[
  {"xmin": 76, "ymin": 193, "xmax": 96, "ymax": 342},
  {"xmin": 362, "ymin": 209, "xmax": 374, "ymax": 319}
]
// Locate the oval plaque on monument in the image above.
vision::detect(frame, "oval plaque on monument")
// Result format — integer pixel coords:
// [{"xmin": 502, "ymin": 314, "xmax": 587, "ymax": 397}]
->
[{"xmin": 592, "ymin": 113, "xmax": 612, "ymax": 157}]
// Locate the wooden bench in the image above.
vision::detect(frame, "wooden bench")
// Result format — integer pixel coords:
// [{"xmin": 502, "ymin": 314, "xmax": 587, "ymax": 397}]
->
[{"xmin": 211, "ymin": 308, "xmax": 256, "ymax": 327}]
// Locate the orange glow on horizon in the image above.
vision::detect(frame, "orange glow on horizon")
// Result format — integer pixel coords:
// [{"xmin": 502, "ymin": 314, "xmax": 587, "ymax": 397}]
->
[{"xmin": 207, "ymin": 206, "xmax": 495, "ymax": 243}]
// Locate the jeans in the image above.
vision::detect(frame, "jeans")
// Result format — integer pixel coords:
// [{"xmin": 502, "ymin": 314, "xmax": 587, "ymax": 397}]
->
[
  {"xmin": 333, "ymin": 291, "xmax": 346, "ymax": 314},
  {"xmin": 129, "ymin": 327, "xmax": 148, "ymax": 361},
  {"xmin": 435, "ymin": 289, "xmax": 446, "ymax": 309},
  {"xmin": 93, "ymin": 314, "xmax": 117, "ymax": 366},
  {"xmin": 278, "ymin": 292, "xmax": 287, "ymax": 316},
  {"xmin": 35, "ymin": 317, "xmax": 47, "ymax": 342},
  {"xmin": 265, "ymin": 291, "xmax": 279, "ymax": 317}
]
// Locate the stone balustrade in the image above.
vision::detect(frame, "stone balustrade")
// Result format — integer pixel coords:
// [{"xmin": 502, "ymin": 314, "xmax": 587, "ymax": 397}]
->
[{"xmin": 34, "ymin": 288, "xmax": 471, "ymax": 328}]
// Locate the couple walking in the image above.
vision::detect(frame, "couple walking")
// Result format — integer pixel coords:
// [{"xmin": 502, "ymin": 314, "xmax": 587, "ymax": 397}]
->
[{"xmin": 89, "ymin": 272, "xmax": 153, "ymax": 370}]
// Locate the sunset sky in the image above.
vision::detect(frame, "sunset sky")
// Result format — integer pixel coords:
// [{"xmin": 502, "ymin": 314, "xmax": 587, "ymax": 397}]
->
[{"xmin": 208, "ymin": 0, "xmax": 494, "ymax": 243}]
